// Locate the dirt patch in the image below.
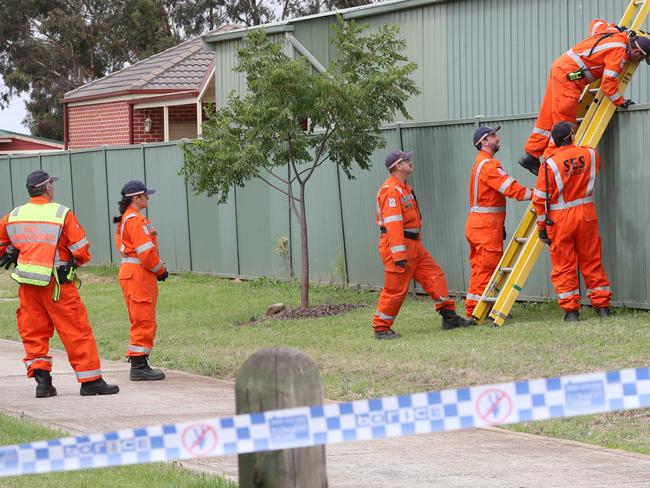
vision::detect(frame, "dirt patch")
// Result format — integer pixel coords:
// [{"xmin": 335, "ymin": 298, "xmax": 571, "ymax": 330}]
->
[
  {"xmin": 235, "ymin": 303, "xmax": 367, "ymax": 327},
  {"xmin": 273, "ymin": 303, "xmax": 366, "ymax": 320}
]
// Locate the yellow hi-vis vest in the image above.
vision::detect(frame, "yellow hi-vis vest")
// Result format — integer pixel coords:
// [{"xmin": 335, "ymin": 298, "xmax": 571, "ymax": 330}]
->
[{"xmin": 6, "ymin": 203, "xmax": 70, "ymax": 286}]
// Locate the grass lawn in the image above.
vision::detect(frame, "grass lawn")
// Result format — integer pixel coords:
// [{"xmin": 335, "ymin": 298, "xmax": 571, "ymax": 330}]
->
[
  {"xmin": 0, "ymin": 266, "xmax": 648, "ymax": 458},
  {"xmin": 0, "ymin": 413, "xmax": 236, "ymax": 487}
]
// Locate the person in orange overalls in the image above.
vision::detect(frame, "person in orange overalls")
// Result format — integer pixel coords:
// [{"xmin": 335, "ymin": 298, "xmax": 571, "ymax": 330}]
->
[
  {"xmin": 373, "ymin": 150, "xmax": 469, "ymax": 339},
  {"xmin": 519, "ymin": 19, "xmax": 650, "ymax": 175},
  {"xmin": 532, "ymin": 122, "xmax": 612, "ymax": 322},
  {"xmin": 114, "ymin": 180, "xmax": 168, "ymax": 380},
  {"xmin": 465, "ymin": 126, "xmax": 532, "ymax": 321},
  {"xmin": 0, "ymin": 170, "xmax": 119, "ymax": 397}
]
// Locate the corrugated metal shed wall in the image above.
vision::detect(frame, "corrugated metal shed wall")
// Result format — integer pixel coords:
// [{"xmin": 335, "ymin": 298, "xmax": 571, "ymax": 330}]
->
[{"xmin": 213, "ymin": 0, "xmax": 650, "ymax": 119}]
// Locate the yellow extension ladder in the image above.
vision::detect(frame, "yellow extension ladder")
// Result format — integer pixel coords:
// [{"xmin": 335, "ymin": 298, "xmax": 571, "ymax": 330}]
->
[{"xmin": 472, "ymin": 0, "xmax": 650, "ymax": 326}]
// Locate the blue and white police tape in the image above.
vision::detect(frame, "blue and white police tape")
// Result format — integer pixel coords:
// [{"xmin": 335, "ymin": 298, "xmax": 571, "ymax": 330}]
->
[{"xmin": 1, "ymin": 366, "xmax": 649, "ymax": 477}]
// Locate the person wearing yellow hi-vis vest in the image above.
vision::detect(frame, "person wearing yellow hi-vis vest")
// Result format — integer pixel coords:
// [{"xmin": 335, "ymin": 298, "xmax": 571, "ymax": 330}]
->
[{"xmin": 0, "ymin": 171, "xmax": 119, "ymax": 398}]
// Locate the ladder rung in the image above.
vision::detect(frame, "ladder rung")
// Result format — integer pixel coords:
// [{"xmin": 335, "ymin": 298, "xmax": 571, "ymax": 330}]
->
[
  {"xmin": 481, "ymin": 297, "xmax": 497, "ymax": 303},
  {"xmin": 577, "ymin": 117, "xmax": 585, "ymax": 122},
  {"xmin": 515, "ymin": 237, "xmax": 528, "ymax": 244},
  {"xmin": 500, "ymin": 267, "xmax": 513, "ymax": 273},
  {"xmin": 634, "ymin": 0, "xmax": 644, "ymax": 5},
  {"xmin": 588, "ymin": 88, "xmax": 599, "ymax": 93}
]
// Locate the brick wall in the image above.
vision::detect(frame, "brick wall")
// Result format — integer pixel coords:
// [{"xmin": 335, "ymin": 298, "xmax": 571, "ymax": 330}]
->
[
  {"xmin": 133, "ymin": 107, "xmax": 164, "ymax": 144},
  {"xmin": 67, "ymin": 101, "xmax": 130, "ymax": 149},
  {"xmin": 169, "ymin": 104, "xmax": 197, "ymax": 123}
]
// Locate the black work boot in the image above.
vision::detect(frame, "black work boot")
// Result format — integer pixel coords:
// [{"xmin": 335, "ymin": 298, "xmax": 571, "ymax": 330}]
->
[
  {"xmin": 440, "ymin": 310, "xmax": 471, "ymax": 330},
  {"xmin": 564, "ymin": 310, "xmax": 580, "ymax": 322},
  {"xmin": 80, "ymin": 378, "xmax": 120, "ymax": 396},
  {"xmin": 33, "ymin": 369, "xmax": 57, "ymax": 398},
  {"xmin": 374, "ymin": 329, "xmax": 401, "ymax": 340},
  {"xmin": 129, "ymin": 355, "xmax": 165, "ymax": 381},
  {"xmin": 594, "ymin": 307, "xmax": 614, "ymax": 317},
  {"xmin": 518, "ymin": 153, "xmax": 541, "ymax": 176}
]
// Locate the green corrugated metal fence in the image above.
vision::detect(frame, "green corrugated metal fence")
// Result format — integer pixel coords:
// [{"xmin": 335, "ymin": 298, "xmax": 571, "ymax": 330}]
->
[{"xmin": 2, "ymin": 107, "xmax": 650, "ymax": 307}]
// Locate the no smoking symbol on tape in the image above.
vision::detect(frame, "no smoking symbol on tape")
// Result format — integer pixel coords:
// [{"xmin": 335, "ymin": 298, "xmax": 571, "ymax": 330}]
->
[
  {"xmin": 182, "ymin": 424, "xmax": 218, "ymax": 456},
  {"xmin": 476, "ymin": 388, "xmax": 513, "ymax": 424}
]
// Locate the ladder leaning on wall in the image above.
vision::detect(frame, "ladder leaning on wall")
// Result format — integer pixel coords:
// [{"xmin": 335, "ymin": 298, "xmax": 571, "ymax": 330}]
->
[{"xmin": 471, "ymin": 0, "xmax": 650, "ymax": 326}]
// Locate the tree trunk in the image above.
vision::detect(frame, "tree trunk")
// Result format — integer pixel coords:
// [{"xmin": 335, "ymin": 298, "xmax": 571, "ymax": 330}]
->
[{"xmin": 299, "ymin": 182, "xmax": 309, "ymax": 309}]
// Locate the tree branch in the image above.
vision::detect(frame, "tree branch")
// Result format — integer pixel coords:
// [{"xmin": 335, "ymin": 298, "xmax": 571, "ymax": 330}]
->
[
  {"xmin": 303, "ymin": 128, "xmax": 333, "ymax": 183},
  {"xmin": 264, "ymin": 166, "xmax": 288, "ymax": 185},
  {"xmin": 257, "ymin": 173, "xmax": 300, "ymax": 201}
]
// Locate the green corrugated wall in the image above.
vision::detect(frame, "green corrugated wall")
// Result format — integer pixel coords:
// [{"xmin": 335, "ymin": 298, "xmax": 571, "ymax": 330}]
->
[{"xmin": 2, "ymin": 104, "xmax": 649, "ymax": 308}]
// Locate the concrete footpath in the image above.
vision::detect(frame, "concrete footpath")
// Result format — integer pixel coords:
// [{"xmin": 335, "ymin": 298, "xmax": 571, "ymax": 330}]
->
[{"xmin": 1, "ymin": 339, "xmax": 649, "ymax": 487}]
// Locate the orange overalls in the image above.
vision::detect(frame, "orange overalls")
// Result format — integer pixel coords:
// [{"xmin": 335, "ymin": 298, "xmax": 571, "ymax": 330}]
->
[
  {"xmin": 0, "ymin": 196, "xmax": 103, "ymax": 383},
  {"xmin": 465, "ymin": 152, "xmax": 531, "ymax": 317},
  {"xmin": 532, "ymin": 144, "xmax": 611, "ymax": 312},
  {"xmin": 115, "ymin": 206, "xmax": 166, "ymax": 357},
  {"xmin": 373, "ymin": 175, "xmax": 455, "ymax": 332},
  {"xmin": 525, "ymin": 20, "xmax": 630, "ymax": 159}
]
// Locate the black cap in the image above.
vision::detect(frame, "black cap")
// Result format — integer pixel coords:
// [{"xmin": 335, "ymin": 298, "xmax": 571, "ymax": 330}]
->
[
  {"xmin": 120, "ymin": 180, "xmax": 156, "ymax": 197},
  {"xmin": 633, "ymin": 35, "xmax": 650, "ymax": 64},
  {"xmin": 473, "ymin": 125, "xmax": 500, "ymax": 149},
  {"xmin": 384, "ymin": 150, "xmax": 414, "ymax": 170},
  {"xmin": 26, "ymin": 170, "xmax": 58, "ymax": 189},
  {"xmin": 551, "ymin": 121, "xmax": 574, "ymax": 145}
]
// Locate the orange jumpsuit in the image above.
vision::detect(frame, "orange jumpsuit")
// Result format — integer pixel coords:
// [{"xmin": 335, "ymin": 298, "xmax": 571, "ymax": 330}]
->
[
  {"xmin": 0, "ymin": 196, "xmax": 103, "ymax": 383},
  {"xmin": 115, "ymin": 206, "xmax": 166, "ymax": 357},
  {"xmin": 525, "ymin": 20, "xmax": 630, "ymax": 159},
  {"xmin": 465, "ymin": 152, "xmax": 531, "ymax": 317},
  {"xmin": 373, "ymin": 175, "xmax": 455, "ymax": 332},
  {"xmin": 532, "ymin": 144, "xmax": 611, "ymax": 312}
]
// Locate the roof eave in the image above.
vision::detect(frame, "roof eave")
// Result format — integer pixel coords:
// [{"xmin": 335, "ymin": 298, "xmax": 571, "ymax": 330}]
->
[
  {"xmin": 203, "ymin": 24, "xmax": 294, "ymax": 46},
  {"xmin": 202, "ymin": 0, "xmax": 447, "ymax": 45},
  {"xmin": 62, "ymin": 88, "xmax": 189, "ymax": 104}
]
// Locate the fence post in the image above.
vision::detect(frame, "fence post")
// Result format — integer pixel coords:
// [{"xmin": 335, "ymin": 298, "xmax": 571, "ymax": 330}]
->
[{"xmin": 236, "ymin": 348, "xmax": 327, "ymax": 488}]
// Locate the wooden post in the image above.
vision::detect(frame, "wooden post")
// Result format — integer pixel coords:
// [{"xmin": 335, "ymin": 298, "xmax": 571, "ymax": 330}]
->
[{"xmin": 236, "ymin": 348, "xmax": 327, "ymax": 488}]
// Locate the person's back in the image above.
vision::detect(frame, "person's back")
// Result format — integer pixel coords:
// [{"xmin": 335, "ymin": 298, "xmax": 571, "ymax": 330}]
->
[{"xmin": 532, "ymin": 122, "xmax": 612, "ymax": 322}]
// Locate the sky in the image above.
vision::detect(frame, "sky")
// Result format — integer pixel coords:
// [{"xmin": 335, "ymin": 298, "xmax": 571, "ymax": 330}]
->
[{"xmin": 0, "ymin": 77, "xmax": 30, "ymax": 134}]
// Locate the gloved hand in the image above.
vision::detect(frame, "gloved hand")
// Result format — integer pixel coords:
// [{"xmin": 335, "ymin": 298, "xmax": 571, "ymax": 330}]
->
[
  {"xmin": 394, "ymin": 260, "xmax": 407, "ymax": 268},
  {"xmin": 538, "ymin": 229, "xmax": 552, "ymax": 245},
  {"xmin": 621, "ymin": 99, "xmax": 635, "ymax": 109},
  {"xmin": 0, "ymin": 246, "xmax": 19, "ymax": 270},
  {"xmin": 157, "ymin": 270, "xmax": 169, "ymax": 282}
]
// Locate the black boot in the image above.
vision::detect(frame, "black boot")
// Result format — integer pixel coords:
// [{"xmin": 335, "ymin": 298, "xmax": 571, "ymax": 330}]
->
[
  {"xmin": 594, "ymin": 307, "xmax": 614, "ymax": 317},
  {"xmin": 564, "ymin": 310, "xmax": 580, "ymax": 322},
  {"xmin": 440, "ymin": 310, "xmax": 471, "ymax": 330},
  {"xmin": 374, "ymin": 329, "xmax": 401, "ymax": 340},
  {"xmin": 518, "ymin": 153, "xmax": 541, "ymax": 176},
  {"xmin": 33, "ymin": 369, "xmax": 57, "ymax": 398},
  {"xmin": 129, "ymin": 356, "xmax": 165, "ymax": 381},
  {"xmin": 80, "ymin": 378, "xmax": 120, "ymax": 396}
]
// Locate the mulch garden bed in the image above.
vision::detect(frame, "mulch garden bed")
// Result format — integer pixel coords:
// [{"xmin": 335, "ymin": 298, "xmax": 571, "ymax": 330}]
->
[{"xmin": 272, "ymin": 303, "xmax": 366, "ymax": 320}]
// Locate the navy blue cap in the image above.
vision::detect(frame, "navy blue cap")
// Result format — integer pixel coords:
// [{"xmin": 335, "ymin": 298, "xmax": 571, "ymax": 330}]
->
[
  {"xmin": 384, "ymin": 150, "xmax": 414, "ymax": 170},
  {"xmin": 121, "ymin": 180, "xmax": 156, "ymax": 197},
  {"xmin": 551, "ymin": 121, "xmax": 574, "ymax": 145},
  {"xmin": 473, "ymin": 125, "xmax": 500, "ymax": 148},
  {"xmin": 26, "ymin": 170, "xmax": 58, "ymax": 189}
]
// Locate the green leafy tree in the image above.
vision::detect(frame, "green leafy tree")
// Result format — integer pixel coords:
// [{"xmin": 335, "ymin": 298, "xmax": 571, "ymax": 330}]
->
[
  {"xmin": 182, "ymin": 16, "xmax": 419, "ymax": 308},
  {"xmin": 0, "ymin": 0, "xmax": 179, "ymax": 139}
]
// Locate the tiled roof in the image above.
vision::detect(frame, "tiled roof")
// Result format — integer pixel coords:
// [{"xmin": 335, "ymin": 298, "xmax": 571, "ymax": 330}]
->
[{"xmin": 64, "ymin": 24, "xmax": 239, "ymax": 102}]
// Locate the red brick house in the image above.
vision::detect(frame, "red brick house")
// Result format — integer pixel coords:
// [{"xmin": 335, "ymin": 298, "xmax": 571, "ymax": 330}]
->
[
  {"xmin": 0, "ymin": 129, "xmax": 63, "ymax": 155},
  {"xmin": 62, "ymin": 25, "xmax": 238, "ymax": 150}
]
